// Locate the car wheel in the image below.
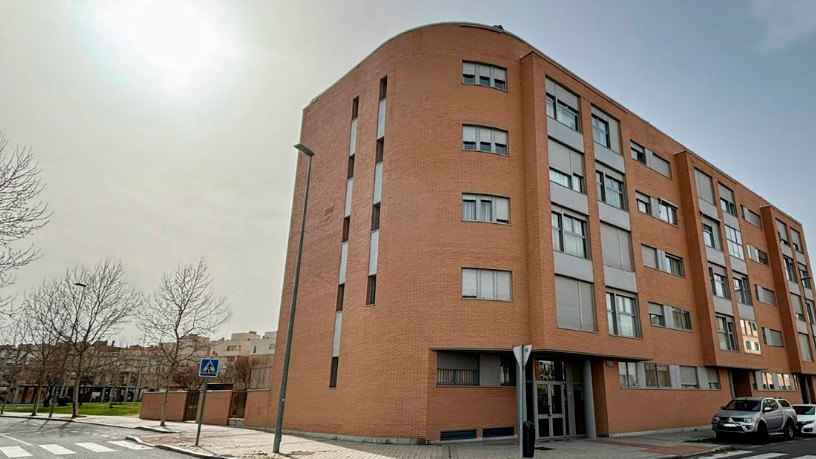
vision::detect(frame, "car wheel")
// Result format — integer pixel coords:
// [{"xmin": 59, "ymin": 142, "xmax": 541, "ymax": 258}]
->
[
  {"xmin": 783, "ymin": 422, "xmax": 795, "ymax": 440},
  {"xmin": 756, "ymin": 422, "xmax": 769, "ymax": 442}
]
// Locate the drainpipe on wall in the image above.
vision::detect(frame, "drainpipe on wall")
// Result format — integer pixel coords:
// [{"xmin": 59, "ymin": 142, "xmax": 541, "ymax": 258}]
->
[{"xmin": 582, "ymin": 358, "xmax": 596, "ymax": 439}]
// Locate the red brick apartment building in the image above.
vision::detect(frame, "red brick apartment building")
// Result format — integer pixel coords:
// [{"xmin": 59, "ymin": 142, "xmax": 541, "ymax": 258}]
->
[{"xmin": 253, "ymin": 23, "xmax": 816, "ymax": 443}]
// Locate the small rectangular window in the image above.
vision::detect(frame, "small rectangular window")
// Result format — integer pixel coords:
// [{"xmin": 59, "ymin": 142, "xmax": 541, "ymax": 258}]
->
[
  {"xmin": 462, "ymin": 61, "xmax": 506, "ymax": 90},
  {"xmin": 366, "ymin": 275, "xmax": 377, "ymax": 305},
  {"xmin": 342, "ymin": 216, "xmax": 350, "ymax": 243},
  {"xmin": 635, "ymin": 192, "xmax": 651, "ymax": 214},
  {"xmin": 596, "ymin": 170, "xmax": 626, "ymax": 210},
  {"xmin": 630, "ymin": 141, "xmax": 646, "ymax": 164},
  {"xmin": 437, "ymin": 352, "xmax": 479, "ymax": 386},
  {"xmin": 707, "ymin": 368, "xmax": 721, "ymax": 389},
  {"xmin": 725, "ymin": 225, "xmax": 744, "ymax": 260},
  {"xmin": 376, "ymin": 138, "xmax": 384, "ymax": 163},
  {"xmin": 799, "ymin": 264, "xmax": 811, "ymax": 289},
  {"xmin": 618, "ymin": 361, "xmax": 639, "ymax": 388},
  {"xmin": 680, "ymin": 365, "xmax": 700, "ymax": 389},
  {"xmin": 645, "ymin": 363, "xmax": 671, "ymax": 388},
  {"xmin": 329, "ymin": 356, "xmax": 339, "ymax": 388},
  {"xmin": 695, "ymin": 169, "xmax": 715, "ymax": 203},
  {"xmin": 792, "ymin": 229, "xmax": 804, "ymax": 252},
  {"xmin": 546, "ymin": 78, "xmax": 580, "ymax": 131},
  {"xmin": 740, "ymin": 319, "xmax": 761, "ymax": 354},
  {"xmin": 716, "ymin": 314, "xmax": 737, "ymax": 351},
  {"xmin": 657, "ymin": 200, "xmax": 677, "ymax": 225},
  {"xmin": 591, "ymin": 115, "xmax": 610, "ymax": 148},
  {"xmin": 756, "ymin": 285, "xmax": 777, "ymax": 305},
  {"xmin": 741, "ymin": 205, "xmax": 762, "ymax": 227},
  {"xmin": 664, "ymin": 253, "xmax": 684, "ymax": 276},
  {"xmin": 784, "ymin": 256, "xmax": 797, "ymax": 282},
  {"xmin": 777, "ymin": 219, "xmax": 790, "ymax": 246},
  {"xmin": 763, "ymin": 328, "xmax": 784, "ymax": 347},
  {"xmin": 336, "ymin": 284, "xmax": 345, "ymax": 312},
  {"xmin": 461, "ymin": 268, "xmax": 512, "ymax": 301},
  {"xmin": 651, "ymin": 154, "xmax": 672, "ymax": 178},
  {"xmin": 607, "ymin": 291, "xmax": 640, "ymax": 338},
  {"xmin": 552, "ymin": 211, "xmax": 588, "ymax": 259},
  {"xmin": 642, "ymin": 245, "xmax": 658, "ymax": 269},
  {"xmin": 379, "ymin": 77, "xmax": 387, "ymax": 100},
  {"xmin": 800, "ymin": 333, "xmax": 813, "ymax": 362},
  {"xmin": 719, "ymin": 184, "xmax": 737, "ymax": 216},
  {"xmin": 733, "ymin": 274, "xmax": 752, "ymax": 305},
  {"xmin": 351, "ymin": 96, "xmax": 359, "ymax": 119},
  {"xmin": 648, "ymin": 302, "xmax": 665, "ymax": 327},
  {"xmin": 371, "ymin": 203, "xmax": 380, "ymax": 231},
  {"xmin": 347, "ymin": 155, "xmax": 355, "ymax": 179},
  {"xmin": 747, "ymin": 244, "xmax": 769, "ymax": 265},
  {"xmin": 462, "ymin": 125, "xmax": 508, "ymax": 155}
]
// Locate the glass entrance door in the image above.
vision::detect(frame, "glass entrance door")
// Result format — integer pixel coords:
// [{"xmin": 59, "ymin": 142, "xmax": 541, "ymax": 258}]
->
[{"xmin": 535, "ymin": 382, "xmax": 567, "ymax": 439}]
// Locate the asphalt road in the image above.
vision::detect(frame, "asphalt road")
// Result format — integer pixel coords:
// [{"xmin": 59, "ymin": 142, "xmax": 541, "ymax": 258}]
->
[
  {"xmin": 697, "ymin": 433, "xmax": 816, "ymax": 458},
  {"xmin": 0, "ymin": 417, "xmax": 185, "ymax": 458}
]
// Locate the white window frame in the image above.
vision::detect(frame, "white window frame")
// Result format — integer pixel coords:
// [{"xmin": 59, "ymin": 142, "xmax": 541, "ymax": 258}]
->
[
  {"xmin": 462, "ymin": 194, "xmax": 509, "ymax": 224},
  {"xmin": 462, "ymin": 61, "xmax": 507, "ymax": 90}
]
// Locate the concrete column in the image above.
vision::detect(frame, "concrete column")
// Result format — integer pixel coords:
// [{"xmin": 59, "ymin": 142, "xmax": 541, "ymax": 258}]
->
[{"xmin": 582, "ymin": 357, "xmax": 597, "ymax": 439}]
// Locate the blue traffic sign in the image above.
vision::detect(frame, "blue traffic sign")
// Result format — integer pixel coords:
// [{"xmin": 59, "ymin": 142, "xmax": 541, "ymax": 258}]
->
[{"xmin": 199, "ymin": 358, "xmax": 220, "ymax": 378}]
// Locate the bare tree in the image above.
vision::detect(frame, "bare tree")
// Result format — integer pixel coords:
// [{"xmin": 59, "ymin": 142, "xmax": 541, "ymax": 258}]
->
[
  {"xmin": 139, "ymin": 260, "xmax": 229, "ymax": 426},
  {"xmin": 228, "ymin": 356, "xmax": 261, "ymax": 391},
  {"xmin": 171, "ymin": 365, "xmax": 201, "ymax": 392},
  {"xmin": 0, "ymin": 315, "xmax": 32, "ymax": 413},
  {"xmin": 58, "ymin": 261, "xmax": 140, "ymax": 418},
  {"xmin": 0, "ymin": 133, "xmax": 49, "ymax": 313},
  {"xmin": 21, "ymin": 279, "xmax": 70, "ymax": 415}
]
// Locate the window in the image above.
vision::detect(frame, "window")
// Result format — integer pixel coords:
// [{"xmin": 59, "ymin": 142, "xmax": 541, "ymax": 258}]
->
[
  {"xmin": 342, "ymin": 216, "xmax": 350, "ymax": 243},
  {"xmin": 379, "ymin": 76, "xmax": 387, "ymax": 100},
  {"xmin": 648, "ymin": 303, "xmax": 665, "ymax": 327},
  {"xmin": 716, "ymin": 314, "xmax": 737, "ymax": 351},
  {"xmin": 724, "ymin": 226, "xmax": 744, "ymax": 259},
  {"xmin": 607, "ymin": 291, "xmax": 640, "ymax": 338},
  {"xmin": 709, "ymin": 265, "xmax": 730, "ymax": 299},
  {"xmin": 702, "ymin": 222, "xmax": 717, "ymax": 249},
  {"xmin": 695, "ymin": 169, "xmax": 715, "ymax": 203},
  {"xmin": 371, "ymin": 203, "xmax": 381, "ymax": 230},
  {"xmin": 642, "ymin": 245, "xmax": 658, "ymax": 269},
  {"xmin": 462, "ymin": 61, "xmax": 506, "ymax": 90},
  {"xmin": 763, "ymin": 328, "xmax": 784, "ymax": 347},
  {"xmin": 462, "ymin": 194, "xmax": 509, "ymax": 224},
  {"xmin": 670, "ymin": 306, "xmax": 693, "ymax": 331},
  {"xmin": 799, "ymin": 264, "xmax": 811, "ymax": 289},
  {"xmin": 733, "ymin": 274, "xmax": 752, "ymax": 305},
  {"xmin": 680, "ymin": 365, "xmax": 699, "ymax": 389},
  {"xmin": 630, "ymin": 141, "xmax": 646, "ymax": 164},
  {"xmin": 792, "ymin": 294, "xmax": 806, "ymax": 322},
  {"xmin": 351, "ymin": 97, "xmax": 359, "ymax": 119},
  {"xmin": 555, "ymin": 276, "xmax": 596, "ymax": 332},
  {"xmin": 657, "ymin": 200, "xmax": 678, "ymax": 225},
  {"xmin": 618, "ymin": 361, "xmax": 639, "ymax": 388},
  {"xmin": 747, "ymin": 245, "xmax": 769, "ymax": 265},
  {"xmin": 799, "ymin": 333, "xmax": 813, "ymax": 362},
  {"xmin": 462, "ymin": 125, "xmax": 508, "ymax": 155},
  {"xmin": 376, "ymin": 138, "xmax": 384, "ymax": 162},
  {"xmin": 784, "ymin": 256, "xmax": 797, "ymax": 282},
  {"xmin": 596, "ymin": 170, "xmax": 626, "ymax": 209},
  {"xmin": 592, "ymin": 115, "xmax": 610, "ymax": 147},
  {"xmin": 437, "ymin": 352, "xmax": 478, "ymax": 386},
  {"xmin": 461, "ymin": 268, "xmax": 512, "ymax": 301},
  {"xmin": 664, "ymin": 253, "xmax": 684, "ymax": 276},
  {"xmin": 500, "ymin": 355, "xmax": 516, "ymax": 386},
  {"xmin": 777, "ymin": 219, "xmax": 790, "ymax": 247},
  {"xmin": 336, "ymin": 284, "xmax": 345, "ymax": 312},
  {"xmin": 549, "ymin": 169, "xmax": 583, "ymax": 193},
  {"xmin": 548, "ymin": 139, "xmax": 585, "ymax": 193},
  {"xmin": 601, "ymin": 224, "xmax": 633, "ymax": 271},
  {"xmin": 366, "ymin": 275, "xmax": 376, "ymax": 305},
  {"xmin": 756, "ymin": 285, "xmax": 777, "ymax": 305},
  {"xmin": 552, "ymin": 211, "xmax": 588, "ymax": 258},
  {"xmin": 806, "ymin": 299, "xmax": 816, "ymax": 324},
  {"xmin": 761, "ymin": 372, "xmax": 775, "ymax": 390},
  {"xmin": 741, "ymin": 319, "xmax": 761, "ymax": 354},
  {"xmin": 347, "ymin": 154, "xmax": 355, "ymax": 179},
  {"xmin": 719, "ymin": 184, "xmax": 737, "ymax": 216},
  {"xmin": 741, "ymin": 205, "xmax": 762, "ymax": 227},
  {"xmin": 329, "ymin": 357, "xmax": 339, "ymax": 388},
  {"xmin": 707, "ymin": 368, "xmax": 721, "ymax": 389},
  {"xmin": 645, "ymin": 363, "xmax": 671, "ymax": 388},
  {"xmin": 651, "ymin": 154, "xmax": 672, "ymax": 178},
  {"xmin": 546, "ymin": 78, "xmax": 580, "ymax": 131},
  {"xmin": 635, "ymin": 192, "xmax": 650, "ymax": 214},
  {"xmin": 792, "ymin": 229, "xmax": 803, "ymax": 252},
  {"xmin": 779, "ymin": 374, "xmax": 795, "ymax": 391}
]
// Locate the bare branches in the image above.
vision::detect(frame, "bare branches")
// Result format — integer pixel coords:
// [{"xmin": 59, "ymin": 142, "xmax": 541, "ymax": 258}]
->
[{"xmin": 0, "ymin": 133, "xmax": 50, "ymax": 308}]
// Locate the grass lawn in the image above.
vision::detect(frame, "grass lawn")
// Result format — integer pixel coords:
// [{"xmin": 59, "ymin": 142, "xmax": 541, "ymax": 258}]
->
[{"xmin": 2, "ymin": 402, "xmax": 141, "ymax": 416}]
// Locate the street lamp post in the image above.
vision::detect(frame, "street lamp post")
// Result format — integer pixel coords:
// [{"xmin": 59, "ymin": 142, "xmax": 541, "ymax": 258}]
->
[{"xmin": 273, "ymin": 143, "xmax": 315, "ymax": 454}]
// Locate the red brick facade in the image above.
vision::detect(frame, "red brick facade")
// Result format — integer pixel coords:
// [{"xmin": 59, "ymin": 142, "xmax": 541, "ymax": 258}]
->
[{"xmin": 252, "ymin": 23, "xmax": 815, "ymax": 442}]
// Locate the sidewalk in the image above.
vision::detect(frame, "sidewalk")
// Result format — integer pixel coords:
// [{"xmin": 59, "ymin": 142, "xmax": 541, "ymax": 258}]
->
[{"xmin": 1, "ymin": 413, "xmax": 728, "ymax": 458}]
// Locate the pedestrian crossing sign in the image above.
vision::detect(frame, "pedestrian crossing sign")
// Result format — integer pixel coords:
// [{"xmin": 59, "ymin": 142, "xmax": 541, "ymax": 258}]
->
[{"xmin": 199, "ymin": 358, "xmax": 220, "ymax": 378}]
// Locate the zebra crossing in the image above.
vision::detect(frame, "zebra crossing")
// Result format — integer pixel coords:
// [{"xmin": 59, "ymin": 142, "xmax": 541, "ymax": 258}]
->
[
  {"xmin": 702, "ymin": 451, "xmax": 816, "ymax": 459},
  {"xmin": 0, "ymin": 441, "xmax": 151, "ymax": 456}
]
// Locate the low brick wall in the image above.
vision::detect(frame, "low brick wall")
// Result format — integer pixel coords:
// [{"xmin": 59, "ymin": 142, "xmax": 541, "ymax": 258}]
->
[
  {"xmin": 244, "ymin": 389, "xmax": 272, "ymax": 427},
  {"xmin": 140, "ymin": 391, "xmax": 188, "ymax": 422},
  {"xmin": 200, "ymin": 390, "xmax": 232, "ymax": 426}
]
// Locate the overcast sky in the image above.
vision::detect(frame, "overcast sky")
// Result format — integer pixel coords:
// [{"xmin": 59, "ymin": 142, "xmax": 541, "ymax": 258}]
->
[{"xmin": 0, "ymin": 0, "xmax": 814, "ymax": 342}]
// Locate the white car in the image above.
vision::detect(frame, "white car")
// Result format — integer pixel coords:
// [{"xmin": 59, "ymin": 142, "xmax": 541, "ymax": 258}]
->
[{"xmin": 794, "ymin": 404, "xmax": 816, "ymax": 434}]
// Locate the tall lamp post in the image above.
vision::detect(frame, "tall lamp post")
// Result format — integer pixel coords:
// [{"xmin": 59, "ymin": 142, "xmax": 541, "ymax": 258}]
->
[{"xmin": 273, "ymin": 143, "xmax": 315, "ymax": 454}]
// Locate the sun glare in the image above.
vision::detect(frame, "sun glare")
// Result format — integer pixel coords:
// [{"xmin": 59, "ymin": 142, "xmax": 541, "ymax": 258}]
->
[{"xmin": 81, "ymin": 1, "xmax": 230, "ymax": 95}]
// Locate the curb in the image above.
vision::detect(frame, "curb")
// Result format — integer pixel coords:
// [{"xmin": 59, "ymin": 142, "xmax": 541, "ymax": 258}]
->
[
  {"xmin": 668, "ymin": 445, "xmax": 733, "ymax": 458},
  {"xmin": 0, "ymin": 413, "xmax": 179, "ymax": 434},
  {"xmin": 127, "ymin": 436, "xmax": 235, "ymax": 459}
]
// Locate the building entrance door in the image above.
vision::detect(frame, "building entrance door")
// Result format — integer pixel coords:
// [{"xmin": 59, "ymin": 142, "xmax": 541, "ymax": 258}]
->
[{"xmin": 535, "ymin": 381, "xmax": 567, "ymax": 439}]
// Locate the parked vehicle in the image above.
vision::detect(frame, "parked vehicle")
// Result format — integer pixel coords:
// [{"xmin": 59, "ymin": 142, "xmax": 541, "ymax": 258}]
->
[
  {"xmin": 793, "ymin": 404, "xmax": 816, "ymax": 434},
  {"xmin": 711, "ymin": 397, "xmax": 796, "ymax": 440}
]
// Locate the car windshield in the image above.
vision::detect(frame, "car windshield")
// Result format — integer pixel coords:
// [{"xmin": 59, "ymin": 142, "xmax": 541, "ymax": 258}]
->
[
  {"xmin": 794, "ymin": 406, "xmax": 816, "ymax": 415},
  {"xmin": 724, "ymin": 400, "xmax": 761, "ymax": 411}
]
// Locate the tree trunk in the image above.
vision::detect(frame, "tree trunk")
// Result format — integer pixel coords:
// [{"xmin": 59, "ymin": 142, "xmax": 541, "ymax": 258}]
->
[
  {"xmin": 159, "ymin": 363, "xmax": 176, "ymax": 427},
  {"xmin": 48, "ymin": 383, "xmax": 60, "ymax": 418},
  {"xmin": 72, "ymin": 353, "xmax": 83, "ymax": 418},
  {"xmin": 30, "ymin": 380, "xmax": 43, "ymax": 416}
]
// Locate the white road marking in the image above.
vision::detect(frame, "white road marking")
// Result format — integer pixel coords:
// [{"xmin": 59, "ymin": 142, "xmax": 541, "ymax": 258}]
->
[
  {"xmin": 741, "ymin": 454, "xmax": 787, "ymax": 459},
  {"xmin": 75, "ymin": 442, "xmax": 115, "ymax": 452},
  {"xmin": 109, "ymin": 440, "xmax": 151, "ymax": 450},
  {"xmin": 39, "ymin": 444, "xmax": 76, "ymax": 455},
  {"xmin": 0, "ymin": 446, "xmax": 31, "ymax": 458},
  {"xmin": 0, "ymin": 434, "xmax": 31, "ymax": 446},
  {"xmin": 704, "ymin": 451, "xmax": 753, "ymax": 458}
]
